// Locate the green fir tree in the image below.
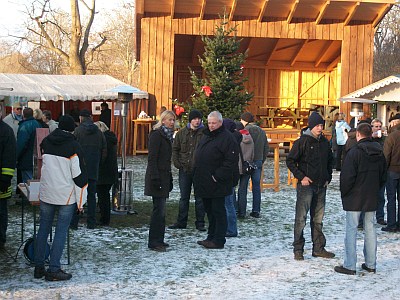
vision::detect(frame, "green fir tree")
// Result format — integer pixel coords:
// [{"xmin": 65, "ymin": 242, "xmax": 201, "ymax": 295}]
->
[{"xmin": 187, "ymin": 16, "xmax": 253, "ymax": 122}]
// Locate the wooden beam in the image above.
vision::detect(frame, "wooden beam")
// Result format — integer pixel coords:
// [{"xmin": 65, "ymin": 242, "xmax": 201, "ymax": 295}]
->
[
  {"xmin": 229, "ymin": 0, "xmax": 238, "ymax": 21},
  {"xmin": 290, "ymin": 39, "xmax": 308, "ymax": 66},
  {"xmin": 344, "ymin": 2, "xmax": 360, "ymax": 26},
  {"xmin": 315, "ymin": 1, "xmax": 330, "ymax": 25},
  {"xmin": 171, "ymin": 0, "xmax": 175, "ymax": 19},
  {"xmin": 372, "ymin": 4, "xmax": 391, "ymax": 27},
  {"xmin": 287, "ymin": 0, "xmax": 299, "ymax": 24},
  {"xmin": 315, "ymin": 40, "xmax": 335, "ymax": 67},
  {"xmin": 258, "ymin": 0, "xmax": 269, "ymax": 22},
  {"xmin": 327, "ymin": 55, "xmax": 341, "ymax": 71},
  {"xmin": 265, "ymin": 39, "xmax": 279, "ymax": 66},
  {"xmin": 200, "ymin": 0, "xmax": 207, "ymax": 20}
]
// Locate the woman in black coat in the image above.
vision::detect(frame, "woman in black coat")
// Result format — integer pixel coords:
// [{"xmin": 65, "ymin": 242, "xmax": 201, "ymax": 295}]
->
[
  {"xmin": 144, "ymin": 110, "xmax": 176, "ymax": 252},
  {"xmin": 95, "ymin": 121, "xmax": 118, "ymax": 226}
]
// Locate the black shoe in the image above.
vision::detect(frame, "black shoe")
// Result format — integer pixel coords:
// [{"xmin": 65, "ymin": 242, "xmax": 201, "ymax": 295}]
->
[
  {"xmin": 381, "ymin": 226, "xmax": 397, "ymax": 232},
  {"xmin": 87, "ymin": 223, "xmax": 96, "ymax": 229},
  {"xmin": 202, "ymin": 240, "xmax": 224, "ymax": 249},
  {"xmin": 196, "ymin": 225, "xmax": 206, "ymax": 232},
  {"xmin": 377, "ymin": 219, "xmax": 387, "ymax": 226},
  {"xmin": 250, "ymin": 212, "xmax": 260, "ymax": 218},
  {"xmin": 294, "ymin": 252, "xmax": 304, "ymax": 261},
  {"xmin": 237, "ymin": 215, "xmax": 246, "ymax": 220},
  {"xmin": 162, "ymin": 242, "xmax": 170, "ymax": 247},
  {"xmin": 149, "ymin": 245, "xmax": 167, "ymax": 252},
  {"xmin": 197, "ymin": 239, "xmax": 209, "ymax": 246},
  {"xmin": 361, "ymin": 263, "xmax": 376, "ymax": 273},
  {"xmin": 312, "ymin": 248, "xmax": 335, "ymax": 259},
  {"xmin": 334, "ymin": 265, "xmax": 356, "ymax": 275},
  {"xmin": 168, "ymin": 223, "xmax": 186, "ymax": 229},
  {"xmin": 45, "ymin": 269, "xmax": 72, "ymax": 281},
  {"xmin": 34, "ymin": 266, "xmax": 47, "ymax": 279},
  {"xmin": 0, "ymin": 242, "xmax": 5, "ymax": 250}
]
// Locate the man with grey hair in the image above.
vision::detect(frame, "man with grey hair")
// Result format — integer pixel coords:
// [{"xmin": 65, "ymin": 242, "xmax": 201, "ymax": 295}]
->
[
  {"xmin": 193, "ymin": 111, "xmax": 238, "ymax": 249},
  {"xmin": 42, "ymin": 110, "xmax": 58, "ymax": 133},
  {"xmin": 0, "ymin": 104, "xmax": 17, "ymax": 250}
]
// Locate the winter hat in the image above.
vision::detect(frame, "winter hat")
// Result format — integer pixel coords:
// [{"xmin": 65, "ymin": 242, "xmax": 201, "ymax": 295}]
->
[
  {"xmin": 79, "ymin": 109, "xmax": 92, "ymax": 117},
  {"xmin": 223, "ymin": 118, "xmax": 236, "ymax": 133},
  {"xmin": 240, "ymin": 112, "xmax": 254, "ymax": 123},
  {"xmin": 59, "ymin": 115, "xmax": 75, "ymax": 132},
  {"xmin": 188, "ymin": 109, "xmax": 203, "ymax": 122},
  {"xmin": 308, "ymin": 112, "xmax": 324, "ymax": 129},
  {"xmin": 235, "ymin": 120, "xmax": 244, "ymax": 130}
]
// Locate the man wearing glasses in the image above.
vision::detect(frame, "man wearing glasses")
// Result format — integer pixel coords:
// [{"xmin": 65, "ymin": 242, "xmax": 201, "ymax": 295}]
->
[
  {"xmin": 371, "ymin": 119, "xmax": 387, "ymax": 226},
  {"xmin": 3, "ymin": 102, "xmax": 23, "ymax": 138}
]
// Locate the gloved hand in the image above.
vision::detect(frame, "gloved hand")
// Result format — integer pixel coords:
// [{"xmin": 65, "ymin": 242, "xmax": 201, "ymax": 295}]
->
[
  {"xmin": 0, "ymin": 180, "xmax": 10, "ymax": 193},
  {"xmin": 152, "ymin": 178, "xmax": 162, "ymax": 190}
]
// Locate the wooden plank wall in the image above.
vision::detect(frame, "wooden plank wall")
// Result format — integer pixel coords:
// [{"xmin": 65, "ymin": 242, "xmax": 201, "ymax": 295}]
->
[{"xmin": 139, "ymin": 16, "xmax": 374, "ymax": 124}]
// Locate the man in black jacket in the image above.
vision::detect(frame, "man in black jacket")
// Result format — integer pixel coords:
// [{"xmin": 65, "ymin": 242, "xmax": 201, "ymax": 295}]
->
[
  {"xmin": 286, "ymin": 112, "xmax": 334, "ymax": 261},
  {"xmin": 0, "ymin": 104, "xmax": 16, "ymax": 250},
  {"xmin": 334, "ymin": 123, "xmax": 386, "ymax": 275},
  {"xmin": 194, "ymin": 111, "xmax": 237, "ymax": 249}
]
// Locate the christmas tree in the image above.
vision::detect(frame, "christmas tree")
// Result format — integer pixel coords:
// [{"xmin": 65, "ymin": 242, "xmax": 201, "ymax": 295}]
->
[{"xmin": 188, "ymin": 16, "xmax": 253, "ymax": 122}]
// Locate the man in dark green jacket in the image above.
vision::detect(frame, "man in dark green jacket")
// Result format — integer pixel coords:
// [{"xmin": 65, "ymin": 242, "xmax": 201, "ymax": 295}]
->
[{"xmin": 169, "ymin": 109, "xmax": 206, "ymax": 231}]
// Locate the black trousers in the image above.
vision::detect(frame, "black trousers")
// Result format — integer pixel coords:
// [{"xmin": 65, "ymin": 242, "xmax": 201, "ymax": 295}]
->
[
  {"xmin": 97, "ymin": 184, "xmax": 113, "ymax": 225},
  {"xmin": 148, "ymin": 197, "xmax": 166, "ymax": 248},
  {"xmin": 203, "ymin": 197, "xmax": 227, "ymax": 246}
]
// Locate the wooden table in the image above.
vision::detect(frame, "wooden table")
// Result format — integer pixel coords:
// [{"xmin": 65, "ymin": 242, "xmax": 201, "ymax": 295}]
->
[
  {"xmin": 132, "ymin": 119, "xmax": 154, "ymax": 155},
  {"xmin": 260, "ymin": 138, "xmax": 287, "ymax": 192}
]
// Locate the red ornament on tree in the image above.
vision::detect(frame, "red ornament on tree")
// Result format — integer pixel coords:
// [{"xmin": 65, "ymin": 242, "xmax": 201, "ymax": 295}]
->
[
  {"xmin": 201, "ymin": 85, "xmax": 212, "ymax": 97},
  {"xmin": 174, "ymin": 104, "xmax": 185, "ymax": 116}
]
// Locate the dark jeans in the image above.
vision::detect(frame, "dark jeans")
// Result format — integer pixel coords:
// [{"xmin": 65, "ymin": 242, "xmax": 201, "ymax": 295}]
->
[
  {"xmin": 148, "ymin": 197, "xmax": 166, "ymax": 248},
  {"xmin": 71, "ymin": 179, "xmax": 97, "ymax": 228},
  {"xmin": 376, "ymin": 186, "xmax": 386, "ymax": 221},
  {"xmin": 293, "ymin": 184, "xmax": 327, "ymax": 253},
  {"xmin": 237, "ymin": 160, "xmax": 263, "ymax": 216},
  {"xmin": 336, "ymin": 145, "xmax": 344, "ymax": 170},
  {"xmin": 176, "ymin": 170, "xmax": 205, "ymax": 227},
  {"xmin": 203, "ymin": 197, "xmax": 227, "ymax": 246},
  {"xmin": 0, "ymin": 199, "xmax": 8, "ymax": 244},
  {"xmin": 386, "ymin": 171, "xmax": 400, "ymax": 229},
  {"xmin": 97, "ymin": 184, "xmax": 113, "ymax": 225}
]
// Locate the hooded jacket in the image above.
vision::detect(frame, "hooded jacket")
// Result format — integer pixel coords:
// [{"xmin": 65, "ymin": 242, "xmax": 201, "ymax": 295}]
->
[
  {"xmin": 74, "ymin": 120, "xmax": 107, "ymax": 180},
  {"xmin": 340, "ymin": 138, "xmax": 387, "ymax": 211},
  {"xmin": 286, "ymin": 128, "xmax": 333, "ymax": 187},
  {"xmin": 39, "ymin": 128, "xmax": 88, "ymax": 208},
  {"xmin": 238, "ymin": 129, "xmax": 254, "ymax": 174}
]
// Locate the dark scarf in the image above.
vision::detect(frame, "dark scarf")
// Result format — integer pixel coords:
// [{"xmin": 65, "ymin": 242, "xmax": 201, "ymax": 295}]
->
[{"xmin": 161, "ymin": 125, "xmax": 174, "ymax": 143}]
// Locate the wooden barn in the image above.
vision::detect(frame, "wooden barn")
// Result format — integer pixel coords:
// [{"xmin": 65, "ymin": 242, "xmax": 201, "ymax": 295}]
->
[{"xmin": 136, "ymin": 0, "xmax": 394, "ymax": 131}]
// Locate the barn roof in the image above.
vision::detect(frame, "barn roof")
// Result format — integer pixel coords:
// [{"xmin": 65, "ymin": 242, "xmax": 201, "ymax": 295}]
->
[{"xmin": 138, "ymin": 0, "xmax": 394, "ymax": 26}]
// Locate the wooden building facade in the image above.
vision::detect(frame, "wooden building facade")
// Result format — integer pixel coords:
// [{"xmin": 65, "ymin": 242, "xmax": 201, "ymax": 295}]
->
[{"xmin": 137, "ymin": 0, "xmax": 394, "ymax": 126}]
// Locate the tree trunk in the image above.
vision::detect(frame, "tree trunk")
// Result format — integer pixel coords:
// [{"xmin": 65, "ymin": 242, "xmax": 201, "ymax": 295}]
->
[{"xmin": 69, "ymin": 0, "xmax": 85, "ymax": 74}]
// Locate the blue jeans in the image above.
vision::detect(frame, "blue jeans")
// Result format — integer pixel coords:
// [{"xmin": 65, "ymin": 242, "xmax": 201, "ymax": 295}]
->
[
  {"xmin": 175, "ymin": 170, "xmax": 205, "ymax": 227},
  {"xmin": 376, "ymin": 186, "xmax": 386, "ymax": 221},
  {"xmin": 0, "ymin": 199, "xmax": 8, "ymax": 244},
  {"xmin": 385, "ymin": 171, "xmax": 400, "ymax": 229},
  {"xmin": 344, "ymin": 211, "xmax": 377, "ymax": 271},
  {"xmin": 148, "ymin": 197, "xmax": 166, "ymax": 248},
  {"xmin": 225, "ymin": 188, "xmax": 238, "ymax": 237},
  {"xmin": 21, "ymin": 170, "xmax": 33, "ymax": 183},
  {"xmin": 293, "ymin": 184, "xmax": 327, "ymax": 253},
  {"xmin": 237, "ymin": 160, "xmax": 263, "ymax": 216},
  {"xmin": 34, "ymin": 201, "xmax": 76, "ymax": 272}
]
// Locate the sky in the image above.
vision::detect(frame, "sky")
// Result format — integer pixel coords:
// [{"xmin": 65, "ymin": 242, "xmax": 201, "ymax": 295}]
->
[{"xmin": 0, "ymin": 0, "xmax": 127, "ymax": 41}]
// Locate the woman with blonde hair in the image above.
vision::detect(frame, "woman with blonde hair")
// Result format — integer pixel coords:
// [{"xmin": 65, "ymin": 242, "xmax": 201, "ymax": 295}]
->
[
  {"xmin": 144, "ymin": 110, "xmax": 176, "ymax": 252},
  {"xmin": 335, "ymin": 113, "xmax": 351, "ymax": 171}
]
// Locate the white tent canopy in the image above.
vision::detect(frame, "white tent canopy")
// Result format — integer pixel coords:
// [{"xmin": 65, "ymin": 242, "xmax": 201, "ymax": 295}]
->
[{"xmin": 0, "ymin": 73, "xmax": 148, "ymax": 103}]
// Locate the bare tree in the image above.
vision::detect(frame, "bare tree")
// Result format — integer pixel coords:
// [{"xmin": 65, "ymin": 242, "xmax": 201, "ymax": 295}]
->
[
  {"xmin": 14, "ymin": 0, "xmax": 107, "ymax": 74},
  {"xmin": 374, "ymin": 4, "xmax": 400, "ymax": 81}
]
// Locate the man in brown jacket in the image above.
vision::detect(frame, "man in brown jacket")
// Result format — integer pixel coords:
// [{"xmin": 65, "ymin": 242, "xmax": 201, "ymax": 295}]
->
[{"xmin": 382, "ymin": 114, "xmax": 400, "ymax": 232}]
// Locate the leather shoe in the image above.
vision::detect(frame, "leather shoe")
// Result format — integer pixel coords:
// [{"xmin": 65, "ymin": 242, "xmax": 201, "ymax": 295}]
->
[
  {"xmin": 334, "ymin": 265, "xmax": 356, "ymax": 275},
  {"xmin": 149, "ymin": 245, "xmax": 167, "ymax": 252},
  {"xmin": 381, "ymin": 226, "xmax": 397, "ymax": 232},
  {"xmin": 250, "ymin": 212, "xmax": 260, "ymax": 218},
  {"xmin": 197, "ymin": 239, "xmax": 208, "ymax": 246},
  {"xmin": 312, "ymin": 248, "xmax": 335, "ymax": 258},
  {"xmin": 168, "ymin": 223, "xmax": 186, "ymax": 229},
  {"xmin": 196, "ymin": 225, "xmax": 206, "ymax": 232},
  {"xmin": 34, "ymin": 266, "xmax": 47, "ymax": 279},
  {"xmin": 202, "ymin": 240, "xmax": 224, "ymax": 249},
  {"xmin": 361, "ymin": 263, "xmax": 376, "ymax": 273},
  {"xmin": 377, "ymin": 219, "xmax": 387, "ymax": 225},
  {"xmin": 294, "ymin": 252, "xmax": 304, "ymax": 261}
]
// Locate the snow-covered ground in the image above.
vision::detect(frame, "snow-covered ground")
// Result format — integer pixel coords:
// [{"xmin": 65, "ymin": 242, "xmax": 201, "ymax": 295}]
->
[{"xmin": 1, "ymin": 156, "xmax": 399, "ymax": 299}]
